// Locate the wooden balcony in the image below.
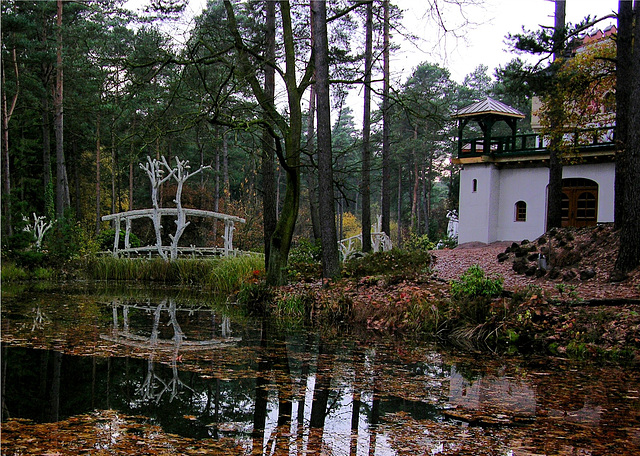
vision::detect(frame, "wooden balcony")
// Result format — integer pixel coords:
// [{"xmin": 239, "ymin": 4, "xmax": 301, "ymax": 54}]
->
[{"xmin": 456, "ymin": 126, "xmax": 616, "ymax": 163}]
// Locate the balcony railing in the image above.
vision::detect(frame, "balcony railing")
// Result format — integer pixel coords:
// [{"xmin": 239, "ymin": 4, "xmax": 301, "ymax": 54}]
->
[{"xmin": 458, "ymin": 126, "xmax": 616, "ymax": 159}]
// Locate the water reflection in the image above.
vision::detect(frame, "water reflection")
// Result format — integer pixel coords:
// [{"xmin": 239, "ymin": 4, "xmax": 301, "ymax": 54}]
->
[{"xmin": 2, "ymin": 291, "xmax": 640, "ymax": 455}]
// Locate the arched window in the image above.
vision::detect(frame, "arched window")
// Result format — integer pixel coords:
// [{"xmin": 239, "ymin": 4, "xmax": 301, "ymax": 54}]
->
[
  {"xmin": 472, "ymin": 179, "xmax": 478, "ymax": 192},
  {"xmin": 515, "ymin": 201, "xmax": 527, "ymax": 222}
]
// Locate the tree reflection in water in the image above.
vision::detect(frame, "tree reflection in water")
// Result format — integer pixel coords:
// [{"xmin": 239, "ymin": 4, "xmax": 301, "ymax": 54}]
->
[{"xmin": 1, "ymin": 291, "xmax": 639, "ymax": 455}]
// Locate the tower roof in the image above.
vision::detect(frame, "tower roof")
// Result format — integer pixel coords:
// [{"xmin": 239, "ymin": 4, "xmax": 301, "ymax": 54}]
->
[{"xmin": 453, "ymin": 97, "xmax": 525, "ymax": 119}]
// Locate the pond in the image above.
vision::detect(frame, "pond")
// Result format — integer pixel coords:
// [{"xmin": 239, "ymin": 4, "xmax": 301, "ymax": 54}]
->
[{"xmin": 2, "ymin": 285, "xmax": 640, "ymax": 455}]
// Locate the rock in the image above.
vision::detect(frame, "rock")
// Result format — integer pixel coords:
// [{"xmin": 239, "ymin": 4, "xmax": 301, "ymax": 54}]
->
[
  {"xmin": 609, "ymin": 269, "xmax": 629, "ymax": 283},
  {"xmin": 497, "ymin": 252, "xmax": 509, "ymax": 262},
  {"xmin": 548, "ymin": 268, "xmax": 561, "ymax": 280},
  {"xmin": 521, "ymin": 239, "xmax": 530, "ymax": 245},
  {"xmin": 512, "ymin": 257, "xmax": 528, "ymax": 274},
  {"xmin": 537, "ymin": 236, "xmax": 548, "ymax": 245},
  {"xmin": 554, "ymin": 249, "xmax": 581, "ymax": 268},
  {"xmin": 580, "ymin": 269, "xmax": 596, "ymax": 281},
  {"xmin": 535, "ymin": 268, "xmax": 547, "ymax": 278},
  {"xmin": 525, "ymin": 266, "xmax": 537, "ymax": 276},
  {"xmin": 514, "ymin": 247, "xmax": 527, "ymax": 258},
  {"xmin": 562, "ymin": 270, "xmax": 577, "ymax": 281},
  {"xmin": 527, "ymin": 253, "xmax": 539, "ymax": 262}
]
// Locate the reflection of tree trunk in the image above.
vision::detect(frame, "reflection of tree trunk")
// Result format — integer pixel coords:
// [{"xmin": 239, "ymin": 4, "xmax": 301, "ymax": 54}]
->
[
  {"xmin": 1, "ymin": 344, "xmax": 8, "ymax": 421},
  {"xmin": 309, "ymin": 343, "xmax": 332, "ymax": 428},
  {"xmin": 350, "ymin": 349, "xmax": 364, "ymax": 456},
  {"xmin": 49, "ymin": 351, "xmax": 62, "ymax": 422},
  {"xmin": 252, "ymin": 320, "xmax": 270, "ymax": 454},
  {"xmin": 368, "ymin": 349, "xmax": 380, "ymax": 456}
]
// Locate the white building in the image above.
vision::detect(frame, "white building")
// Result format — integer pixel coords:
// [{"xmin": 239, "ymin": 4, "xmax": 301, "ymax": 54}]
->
[{"xmin": 453, "ymin": 97, "xmax": 615, "ymax": 245}]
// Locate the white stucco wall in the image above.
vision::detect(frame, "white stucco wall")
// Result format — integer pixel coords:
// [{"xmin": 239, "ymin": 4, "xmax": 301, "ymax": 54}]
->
[
  {"xmin": 458, "ymin": 164, "xmax": 500, "ymax": 244},
  {"xmin": 496, "ymin": 167, "xmax": 548, "ymax": 242},
  {"xmin": 458, "ymin": 161, "xmax": 615, "ymax": 245}
]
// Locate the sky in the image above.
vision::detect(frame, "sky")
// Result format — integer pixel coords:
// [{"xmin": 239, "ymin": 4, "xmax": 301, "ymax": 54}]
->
[
  {"xmin": 125, "ymin": 0, "xmax": 620, "ymax": 116},
  {"xmin": 394, "ymin": 0, "xmax": 619, "ymax": 83}
]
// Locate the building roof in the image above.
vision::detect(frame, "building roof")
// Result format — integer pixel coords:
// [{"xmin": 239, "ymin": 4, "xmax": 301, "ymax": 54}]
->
[{"xmin": 453, "ymin": 97, "xmax": 525, "ymax": 119}]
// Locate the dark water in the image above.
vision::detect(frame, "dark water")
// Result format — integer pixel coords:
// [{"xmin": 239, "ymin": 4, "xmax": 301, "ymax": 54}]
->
[{"xmin": 2, "ymin": 285, "xmax": 640, "ymax": 455}]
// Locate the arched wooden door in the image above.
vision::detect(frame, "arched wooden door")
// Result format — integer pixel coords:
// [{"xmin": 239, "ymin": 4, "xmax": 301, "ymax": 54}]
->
[{"xmin": 561, "ymin": 178, "xmax": 598, "ymax": 227}]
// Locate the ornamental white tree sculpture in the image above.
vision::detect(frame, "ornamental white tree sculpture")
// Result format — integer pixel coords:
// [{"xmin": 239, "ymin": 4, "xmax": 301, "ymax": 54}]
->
[
  {"xmin": 22, "ymin": 213, "xmax": 53, "ymax": 249},
  {"xmin": 139, "ymin": 156, "xmax": 210, "ymax": 260},
  {"xmin": 168, "ymin": 157, "xmax": 210, "ymax": 260}
]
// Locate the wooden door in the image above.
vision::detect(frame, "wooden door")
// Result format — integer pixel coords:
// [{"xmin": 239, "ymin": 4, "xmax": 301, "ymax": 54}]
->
[{"xmin": 561, "ymin": 179, "xmax": 598, "ymax": 227}]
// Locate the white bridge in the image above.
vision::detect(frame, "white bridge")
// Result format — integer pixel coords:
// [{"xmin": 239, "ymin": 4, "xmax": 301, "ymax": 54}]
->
[
  {"xmin": 338, "ymin": 217, "xmax": 392, "ymax": 260},
  {"xmin": 101, "ymin": 208, "xmax": 245, "ymax": 259}
]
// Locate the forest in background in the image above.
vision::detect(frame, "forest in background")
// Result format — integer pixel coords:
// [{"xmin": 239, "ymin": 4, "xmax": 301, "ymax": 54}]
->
[{"xmin": 7, "ymin": 0, "xmax": 636, "ymax": 283}]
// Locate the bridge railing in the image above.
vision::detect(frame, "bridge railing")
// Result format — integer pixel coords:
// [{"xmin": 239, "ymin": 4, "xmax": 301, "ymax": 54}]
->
[
  {"xmin": 339, "ymin": 232, "xmax": 392, "ymax": 261},
  {"xmin": 458, "ymin": 126, "xmax": 616, "ymax": 159},
  {"xmin": 101, "ymin": 208, "xmax": 245, "ymax": 258}
]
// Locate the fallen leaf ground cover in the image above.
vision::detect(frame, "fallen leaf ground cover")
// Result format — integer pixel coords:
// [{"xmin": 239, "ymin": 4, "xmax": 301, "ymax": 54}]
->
[{"xmin": 281, "ymin": 226, "xmax": 640, "ymax": 361}]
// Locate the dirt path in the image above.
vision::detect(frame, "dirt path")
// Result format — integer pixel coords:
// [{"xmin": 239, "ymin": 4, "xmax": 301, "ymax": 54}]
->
[{"xmin": 431, "ymin": 242, "xmax": 640, "ymax": 302}]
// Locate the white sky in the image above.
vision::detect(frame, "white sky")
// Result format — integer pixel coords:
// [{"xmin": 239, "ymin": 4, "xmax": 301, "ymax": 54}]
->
[
  {"xmin": 125, "ymin": 0, "xmax": 619, "ymax": 119},
  {"xmin": 395, "ymin": 0, "xmax": 618, "ymax": 83}
]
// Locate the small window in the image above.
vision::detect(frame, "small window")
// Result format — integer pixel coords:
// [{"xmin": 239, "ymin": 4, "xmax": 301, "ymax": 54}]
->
[
  {"xmin": 515, "ymin": 201, "xmax": 527, "ymax": 222},
  {"xmin": 472, "ymin": 179, "xmax": 478, "ymax": 192}
]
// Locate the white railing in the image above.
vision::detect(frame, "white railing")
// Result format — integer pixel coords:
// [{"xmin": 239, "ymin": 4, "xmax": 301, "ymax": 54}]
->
[
  {"xmin": 101, "ymin": 208, "xmax": 245, "ymax": 259},
  {"xmin": 339, "ymin": 231, "xmax": 392, "ymax": 260}
]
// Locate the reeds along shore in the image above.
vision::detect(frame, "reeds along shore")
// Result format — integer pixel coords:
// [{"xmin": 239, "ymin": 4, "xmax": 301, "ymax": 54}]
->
[{"xmin": 84, "ymin": 255, "xmax": 264, "ymax": 292}]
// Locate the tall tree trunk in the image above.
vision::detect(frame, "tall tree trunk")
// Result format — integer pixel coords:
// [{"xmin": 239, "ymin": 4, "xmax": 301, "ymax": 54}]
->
[
  {"xmin": 262, "ymin": 0, "xmax": 277, "ymax": 266},
  {"xmin": 360, "ymin": 0, "xmax": 373, "ymax": 252},
  {"xmin": 96, "ymin": 115, "xmax": 101, "ymax": 235},
  {"xmin": 425, "ymin": 154, "xmax": 433, "ymax": 236},
  {"xmin": 54, "ymin": 0, "xmax": 70, "ymax": 218},
  {"xmin": 42, "ymin": 94, "xmax": 54, "ymax": 221},
  {"xmin": 1, "ymin": 46, "xmax": 19, "ymax": 236},
  {"xmin": 213, "ymin": 134, "xmax": 220, "ymax": 242},
  {"xmin": 305, "ymin": 9, "xmax": 321, "ymax": 243},
  {"xmin": 129, "ymin": 159, "xmax": 133, "ymax": 211},
  {"xmin": 397, "ymin": 165, "xmax": 402, "ymax": 248},
  {"xmin": 545, "ymin": 0, "xmax": 566, "ymax": 231},
  {"xmin": 614, "ymin": 0, "xmax": 633, "ymax": 229},
  {"xmin": 380, "ymin": 0, "xmax": 391, "ymax": 236},
  {"xmin": 111, "ymin": 127, "xmax": 117, "ymax": 214},
  {"xmin": 410, "ymin": 127, "xmax": 419, "ymax": 231},
  {"xmin": 224, "ymin": 0, "xmax": 306, "ymax": 285},
  {"xmin": 312, "ymin": 0, "xmax": 340, "ymax": 279},
  {"xmin": 223, "ymin": 130, "xmax": 229, "ymax": 201},
  {"xmin": 306, "ymin": 85, "xmax": 321, "ymax": 241},
  {"xmin": 615, "ymin": 0, "xmax": 640, "ymax": 274}
]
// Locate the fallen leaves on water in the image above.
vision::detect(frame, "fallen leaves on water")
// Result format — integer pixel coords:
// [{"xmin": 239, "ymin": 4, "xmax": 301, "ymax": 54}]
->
[{"xmin": 1, "ymin": 410, "xmax": 243, "ymax": 456}]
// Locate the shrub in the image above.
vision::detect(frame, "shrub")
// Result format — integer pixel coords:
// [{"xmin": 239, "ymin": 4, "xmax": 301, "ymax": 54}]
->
[
  {"xmin": 342, "ymin": 249, "xmax": 431, "ymax": 279},
  {"xmin": 1, "ymin": 263, "xmax": 29, "ymax": 281},
  {"xmin": 237, "ymin": 281, "xmax": 275, "ymax": 316},
  {"xmin": 450, "ymin": 265, "xmax": 504, "ymax": 300},
  {"xmin": 287, "ymin": 238, "xmax": 322, "ymax": 281},
  {"xmin": 404, "ymin": 233, "xmax": 436, "ymax": 252},
  {"xmin": 97, "ymin": 229, "xmax": 141, "ymax": 251}
]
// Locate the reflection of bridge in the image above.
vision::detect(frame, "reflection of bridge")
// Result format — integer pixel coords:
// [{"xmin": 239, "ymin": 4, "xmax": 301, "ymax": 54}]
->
[
  {"xmin": 100, "ymin": 299, "xmax": 240, "ymax": 404},
  {"xmin": 100, "ymin": 299, "xmax": 240, "ymax": 351}
]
